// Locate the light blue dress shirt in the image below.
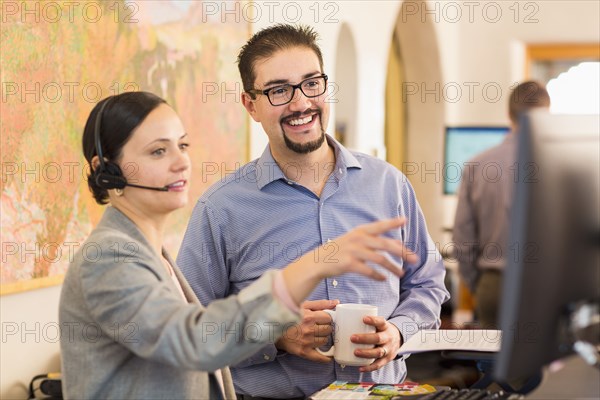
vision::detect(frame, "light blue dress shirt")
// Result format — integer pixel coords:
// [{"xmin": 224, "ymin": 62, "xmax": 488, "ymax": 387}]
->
[{"xmin": 178, "ymin": 135, "xmax": 449, "ymax": 398}]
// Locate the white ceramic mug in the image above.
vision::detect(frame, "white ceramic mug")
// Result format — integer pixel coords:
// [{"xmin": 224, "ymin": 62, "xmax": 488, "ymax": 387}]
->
[{"xmin": 316, "ymin": 303, "xmax": 378, "ymax": 366}]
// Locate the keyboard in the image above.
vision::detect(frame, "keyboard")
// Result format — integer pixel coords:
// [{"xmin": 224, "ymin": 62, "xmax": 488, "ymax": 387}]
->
[{"xmin": 414, "ymin": 388, "xmax": 524, "ymax": 400}]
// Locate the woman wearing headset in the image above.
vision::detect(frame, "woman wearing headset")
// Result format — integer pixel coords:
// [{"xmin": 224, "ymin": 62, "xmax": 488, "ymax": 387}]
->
[{"xmin": 59, "ymin": 91, "xmax": 415, "ymax": 399}]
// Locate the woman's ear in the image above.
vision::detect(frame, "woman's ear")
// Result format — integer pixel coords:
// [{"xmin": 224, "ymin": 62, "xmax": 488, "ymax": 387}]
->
[
  {"xmin": 91, "ymin": 156, "xmax": 101, "ymax": 173},
  {"xmin": 91, "ymin": 156, "xmax": 113, "ymax": 173},
  {"xmin": 241, "ymin": 92, "xmax": 260, "ymax": 122}
]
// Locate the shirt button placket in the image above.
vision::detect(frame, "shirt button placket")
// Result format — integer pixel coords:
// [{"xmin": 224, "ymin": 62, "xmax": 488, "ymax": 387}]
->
[{"xmin": 325, "ymin": 239, "xmax": 338, "ymax": 288}]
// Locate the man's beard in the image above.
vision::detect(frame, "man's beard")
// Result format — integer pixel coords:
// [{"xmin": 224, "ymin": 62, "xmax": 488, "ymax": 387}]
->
[
  {"xmin": 283, "ymin": 129, "xmax": 326, "ymax": 154},
  {"xmin": 281, "ymin": 110, "xmax": 326, "ymax": 154}
]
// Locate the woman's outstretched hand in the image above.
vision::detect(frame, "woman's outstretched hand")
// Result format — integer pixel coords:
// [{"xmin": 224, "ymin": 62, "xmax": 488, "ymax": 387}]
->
[
  {"xmin": 282, "ymin": 217, "xmax": 418, "ymax": 305},
  {"xmin": 311, "ymin": 217, "xmax": 418, "ymax": 280}
]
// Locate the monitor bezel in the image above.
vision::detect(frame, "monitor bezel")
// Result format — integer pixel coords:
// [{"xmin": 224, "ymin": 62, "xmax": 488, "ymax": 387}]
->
[{"xmin": 493, "ymin": 111, "xmax": 600, "ymax": 382}]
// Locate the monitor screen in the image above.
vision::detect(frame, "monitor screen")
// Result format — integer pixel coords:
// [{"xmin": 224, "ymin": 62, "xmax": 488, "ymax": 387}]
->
[
  {"xmin": 494, "ymin": 111, "xmax": 600, "ymax": 382},
  {"xmin": 444, "ymin": 127, "xmax": 509, "ymax": 195}
]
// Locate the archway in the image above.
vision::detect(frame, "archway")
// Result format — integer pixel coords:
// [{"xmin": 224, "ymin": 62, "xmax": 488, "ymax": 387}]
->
[
  {"xmin": 385, "ymin": 0, "xmax": 446, "ymax": 239},
  {"xmin": 334, "ymin": 23, "xmax": 358, "ymax": 149}
]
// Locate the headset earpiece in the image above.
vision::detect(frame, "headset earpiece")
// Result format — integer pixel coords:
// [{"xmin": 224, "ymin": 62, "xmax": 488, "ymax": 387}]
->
[
  {"xmin": 94, "ymin": 161, "xmax": 127, "ymax": 190},
  {"xmin": 93, "ymin": 98, "xmax": 124, "ymax": 191}
]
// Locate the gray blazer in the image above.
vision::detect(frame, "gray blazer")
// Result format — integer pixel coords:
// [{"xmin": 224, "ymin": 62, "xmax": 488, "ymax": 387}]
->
[{"xmin": 59, "ymin": 206, "xmax": 299, "ymax": 399}]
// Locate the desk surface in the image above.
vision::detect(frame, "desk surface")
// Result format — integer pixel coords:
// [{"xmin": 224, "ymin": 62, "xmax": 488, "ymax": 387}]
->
[{"xmin": 525, "ymin": 355, "xmax": 600, "ymax": 399}]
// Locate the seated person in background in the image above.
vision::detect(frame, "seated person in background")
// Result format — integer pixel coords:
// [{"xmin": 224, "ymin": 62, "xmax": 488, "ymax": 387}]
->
[
  {"xmin": 453, "ymin": 81, "xmax": 550, "ymax": 328},
  {"xmin": 59, "ymin": 91, "xmax": 414, "ymax": 399},
  {"xmin": 177, "ymin": 24, "xmax": 450, "ymax": 399}
]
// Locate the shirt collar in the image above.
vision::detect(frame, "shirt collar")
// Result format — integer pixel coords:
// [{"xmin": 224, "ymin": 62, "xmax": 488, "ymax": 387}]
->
[{"xmin": 255, "ymin": 134, "xmax": 362, "ymax": 190}]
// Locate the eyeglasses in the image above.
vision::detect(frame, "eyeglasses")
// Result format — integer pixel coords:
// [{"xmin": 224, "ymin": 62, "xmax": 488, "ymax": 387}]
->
[{"xmin": 248, "ymin": 74, "xmax": 328, "ymax": 106}]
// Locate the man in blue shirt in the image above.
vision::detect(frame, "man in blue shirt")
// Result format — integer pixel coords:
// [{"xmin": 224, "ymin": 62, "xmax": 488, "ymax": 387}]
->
[{"xmin": 178, "ymin": 24, "xmax": 449, "ymax": 399}]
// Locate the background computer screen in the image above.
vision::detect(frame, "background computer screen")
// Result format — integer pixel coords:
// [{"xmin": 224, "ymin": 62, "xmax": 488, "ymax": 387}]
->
[
  {"xmin": 443, "ymin": 127, "xmax": 509, "ymax": 195},
  {"xmin": 494, "ymin": 111, "xmax": 600, "ymax": 382}
]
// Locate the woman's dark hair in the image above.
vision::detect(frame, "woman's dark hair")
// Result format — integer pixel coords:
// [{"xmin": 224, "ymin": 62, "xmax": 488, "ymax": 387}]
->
[{"xmin": 82, "ymin": 91, "xmax": 167, "ymax": 204}]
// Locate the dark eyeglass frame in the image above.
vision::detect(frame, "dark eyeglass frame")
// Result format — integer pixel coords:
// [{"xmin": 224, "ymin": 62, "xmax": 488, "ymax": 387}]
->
[{"xmin": 247, "ymin": 74, "xmax": 329, "ymax": 106}]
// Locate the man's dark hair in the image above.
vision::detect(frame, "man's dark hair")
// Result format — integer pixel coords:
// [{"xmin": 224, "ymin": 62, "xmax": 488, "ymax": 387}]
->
[
  {"xmin": 237, "ymin": 24, "xmax": 324, "ymax": 96},
  {"xmin": 509, "ymin": 80, "xmax": 551, "ymax": 125}
]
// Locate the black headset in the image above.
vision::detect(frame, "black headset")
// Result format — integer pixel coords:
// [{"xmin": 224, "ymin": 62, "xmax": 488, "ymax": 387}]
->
[{"xmin": 93, "ymin": 97, "xmax": 168, "ymax": 192}]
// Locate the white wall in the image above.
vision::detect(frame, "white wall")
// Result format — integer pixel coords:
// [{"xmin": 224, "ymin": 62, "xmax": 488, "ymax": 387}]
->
[
  {"xmin": 2, "ymin": 1, "xmax": 599, "ymax": 398},
  {"xmin": 1, "ymin": 287, "xmax": 62, "ymax": 399},
  {"xmin": 445, "ymin": 0, "xmax": 600, "ymax": 126}
]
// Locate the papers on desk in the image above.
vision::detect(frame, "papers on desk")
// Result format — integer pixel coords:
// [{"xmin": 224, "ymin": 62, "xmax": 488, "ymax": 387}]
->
[
  {"xmin": 310, "ymin": 331, "xmax": 501, "ymax": 399},
  {"xmin": 397, "ymin": 329, "xmax": 502, "ymax": 356},
  {"xmin": 310, "ymin": 381, "xmax": 437, "ymax": 399}
]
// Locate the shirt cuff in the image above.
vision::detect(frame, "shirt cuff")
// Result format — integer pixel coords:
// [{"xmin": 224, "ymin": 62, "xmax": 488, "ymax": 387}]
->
[
  {"xmin": 388, "ymin": 315, "xmax": 421, "ymax": 345},
  {"xmin": 272, "ymin": 270, "xmax": 300, "ymax": 314}
]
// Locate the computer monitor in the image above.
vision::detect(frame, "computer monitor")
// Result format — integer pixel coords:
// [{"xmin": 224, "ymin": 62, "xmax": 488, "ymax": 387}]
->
[
  {"xmin": 443, "ymin": 127, "xmax": 509, "ymax": 194},
  {"xmin": 494, "ymin": 111, "xmax": 600, "ymax": 382}
]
